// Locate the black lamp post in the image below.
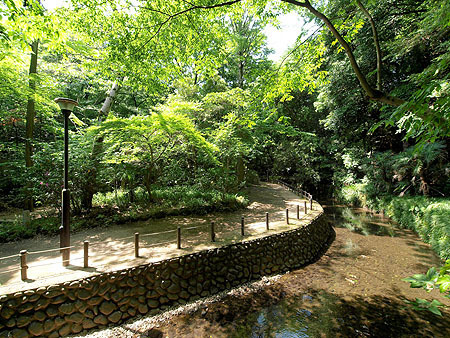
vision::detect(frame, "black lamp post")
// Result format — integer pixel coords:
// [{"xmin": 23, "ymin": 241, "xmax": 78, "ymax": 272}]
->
[{"xmin": 54, "ymin": 97, "xmax": 78, "ymax": 267}]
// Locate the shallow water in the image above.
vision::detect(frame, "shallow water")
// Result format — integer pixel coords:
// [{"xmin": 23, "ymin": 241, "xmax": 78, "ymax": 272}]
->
[
  {"xmin": 237, "ymin": 292, "xmax": 341, "ymax": 338},
  {"xmin": 233, "ymin": 203, "xmax": 448, "ymax": 338},
  {"xmin": 327, "ymin": 204, "xmax": 396, "ymax": 237},
  {"xmin": 79, "ymin": 197, "xmax": 450, "ymax": 338}
]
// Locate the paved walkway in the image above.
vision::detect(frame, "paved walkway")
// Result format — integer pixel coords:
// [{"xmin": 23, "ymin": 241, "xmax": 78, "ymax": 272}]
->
[{"xmin": 0, "ymin": 183, "xmax": 321, "ymax": 294}]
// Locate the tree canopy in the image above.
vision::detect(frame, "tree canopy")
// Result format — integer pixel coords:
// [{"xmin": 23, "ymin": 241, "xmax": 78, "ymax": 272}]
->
[{"xmin": 0, "ymin": 0, "xmax": 448, "ymax": 216}]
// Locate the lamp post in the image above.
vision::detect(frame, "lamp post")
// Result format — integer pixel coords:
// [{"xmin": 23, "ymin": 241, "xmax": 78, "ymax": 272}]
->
[{"xmin": 55, "ymin": 97, "xmax": 78, "ymax": 267}]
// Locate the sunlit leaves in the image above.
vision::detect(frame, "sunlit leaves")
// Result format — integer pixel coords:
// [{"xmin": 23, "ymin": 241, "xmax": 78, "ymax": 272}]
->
[
  {"xmin": 93, "ymin": 106, "xmax": 217, "ymax": 166},
  {"xmin": 404, "ymin": 260, "xmax": 450, "ymax": 316}
]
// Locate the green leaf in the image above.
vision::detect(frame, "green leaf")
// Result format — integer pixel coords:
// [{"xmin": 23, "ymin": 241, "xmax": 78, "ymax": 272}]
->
[{"xmin": 436, "ymin": 275, "xmax": 450, "ymax": 293}]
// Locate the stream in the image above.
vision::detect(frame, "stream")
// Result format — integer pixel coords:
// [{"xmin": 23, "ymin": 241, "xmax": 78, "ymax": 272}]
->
[
  {"xmin": 80, "ymin": 201, "xmax": 450, "ymax": 338},
  {"xmin": 231, "ymin": 203, "xmax": 450, "ymax": 337}
]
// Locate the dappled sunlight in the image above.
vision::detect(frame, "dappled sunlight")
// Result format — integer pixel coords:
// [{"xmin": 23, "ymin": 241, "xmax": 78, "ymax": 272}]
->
[{"xmin": 0, "ymin": 183, "xmax": 321, "ymax": 294}]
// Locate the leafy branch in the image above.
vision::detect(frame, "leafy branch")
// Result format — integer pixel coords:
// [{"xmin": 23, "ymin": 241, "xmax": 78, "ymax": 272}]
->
[{"xmin": 403, "ymin": 260, "xmax": 450, "ymax": 316}]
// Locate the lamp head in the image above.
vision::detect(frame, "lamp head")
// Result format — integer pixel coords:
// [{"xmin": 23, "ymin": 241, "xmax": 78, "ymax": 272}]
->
[{"xmin": 54, "ymin": 97, "xmax": 78, "ymax": 112}]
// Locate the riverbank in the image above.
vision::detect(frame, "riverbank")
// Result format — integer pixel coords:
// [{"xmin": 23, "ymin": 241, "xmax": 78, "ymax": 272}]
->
[
  {"xmin": 78, "ymin": 203, "xmax": 450, "ymax": 337},
  {"xmin": 336, "ymin": 183, "xmax": 450, "ymax": 259}
]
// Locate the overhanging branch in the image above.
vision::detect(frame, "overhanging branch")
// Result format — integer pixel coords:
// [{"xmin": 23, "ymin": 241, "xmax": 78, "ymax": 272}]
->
[{"xmin": 134, "ymin": 0, "xmax": 242, "ymax": 57}]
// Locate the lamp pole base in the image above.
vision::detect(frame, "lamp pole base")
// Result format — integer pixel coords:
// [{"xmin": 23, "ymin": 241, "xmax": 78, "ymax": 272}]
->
[{"xmin": 61, "ymin": 188, "xmax": 70, "ymax": 267}]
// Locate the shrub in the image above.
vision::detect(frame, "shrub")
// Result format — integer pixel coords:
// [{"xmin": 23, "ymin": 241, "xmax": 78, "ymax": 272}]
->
[{"xmin": 336, "ymin": 184, "xmax": 450, "ymax": 259}]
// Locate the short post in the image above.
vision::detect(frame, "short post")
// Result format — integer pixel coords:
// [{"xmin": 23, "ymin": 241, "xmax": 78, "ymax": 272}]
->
[
  {"xmin": 62, "ymin": 247, "xmax": 70, "ymax": 267},
  {"xmin": 83, "ymin": 241, "xmax": 89, "ymax": 268},
  {"xmin": 304, "ymin": 201, "xmax": 307, "ymax": 214},
  {"xmin": 59, "ymin": 225, "xmax": 64, "ymax": 253},
  {"xmin": 20, "ymin": 250, "xmax": 28, "ymax": 281},
  {"xmin": 297, "ymin": 204, "xmax": 300, "ymax": 219},
  {"xmin": 266, "ymin": 212, "xmax": 269, "ymax": 230},
  {"xmin": 210, "ymin": 221, "xmax": 215, "ymax": 242},
  {"xmin": 134, "ymin": 232, "xmax": 139, "ymax": 258},
  {"xmin": 177, "ymin": 227, "xmax": 181, "ymax": 249},
  {"xmin": 286, "ymin": 208, "xmax": 289, "ymax": 224},
  {"xmin": 310, "ymin": 198, "xmax": 313, "ymax": 210},
  {"xmin": 241, "ymin": 216, "xmax": 245, "ymax": 236}
]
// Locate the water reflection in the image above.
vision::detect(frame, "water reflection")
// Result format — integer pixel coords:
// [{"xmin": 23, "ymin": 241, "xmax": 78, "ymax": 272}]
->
[
  {"xmin": 250, "ymin": 304, "xmax": 311, "ymax": 338},
  {"xmin": 235, "ymin": 206, "xmax": 443, "ymax": 338},
  {"xmin": 243, "ymin": 292, "xmax": 338, "ymax": 338},
  {"xmin": 239, "ymin": 290, "xmax": 449, "ymax": 338},
  {"xmin": 328, "ymin": 205, "xmax": 396, "ymax": 237}
]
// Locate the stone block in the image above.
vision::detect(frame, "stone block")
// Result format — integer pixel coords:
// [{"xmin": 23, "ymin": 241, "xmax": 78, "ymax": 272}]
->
[
  {"xmin": 10, "ymin": 329, "xmax": 29, "ymax": 338},
  {"xmin": 59, "ymin": 303, "xmax": 75, "ymax": 315},
  {"xmin": 28, "ymin": 321, "xmax": 44, "ymax": 336},
  {"xmin": 108, "ymin": 311, "xmax": 122, "ymax": 323},
  {"xmin": 93, "ymin": 315, "xmax": 108, "ymax": 325},
  {"xmin": 99, "ymin": 301, "xmax": 116, "ymax": 316},
  {"xmin": 71, "ymin": 323, "xmax": 83, "ymax": 334}
]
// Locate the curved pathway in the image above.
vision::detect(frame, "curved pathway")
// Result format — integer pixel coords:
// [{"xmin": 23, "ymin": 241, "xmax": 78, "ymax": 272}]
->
[{"xmin": 0, "ymin": 183, "xmax": 319, "ymax": 294}]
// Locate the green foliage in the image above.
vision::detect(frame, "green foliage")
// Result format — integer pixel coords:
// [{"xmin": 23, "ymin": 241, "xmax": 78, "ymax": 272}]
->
[
  {"xmin": 338, "ymin": 182, "xmax": 450, "ymax": 315},
  {"xmin": 0, "ymin": 215, "xmax": 75, "ymax": 242},
  {"xmin": 271, "ymin": 133, "xmax": 322, "ymax": 188},
  {"xmin": 334, "ymin": 143, "xmax": 449, "ymax": 198},
  {"xmin": 91, "ymin": 104, "xmax": 219, "ymax": 198},
  {"xmin": 92, "ymin": 185, "xmax": 248, "ymax": 212},
  {"xmin": 335, "ymin": 184, "xmax": 367, "ymax": 207},
  {"xmin": 220, "ymin": 11, "xmax": 273, "ymax": 89},
  {"xmin": 403, "ymin": 260, "xmax": 450, "ymax": 316},
  {"xmin": 371, "ymin": 0, "xmax": 450, "ymax": 147},
  {"xmin": 337, "ymin": 184, "xmax": 450, "ymax": 259}
]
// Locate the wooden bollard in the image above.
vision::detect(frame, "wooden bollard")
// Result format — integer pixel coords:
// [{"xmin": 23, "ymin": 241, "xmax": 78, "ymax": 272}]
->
[
  {"xmin": 84, "ymin": 241, "xmax": 89, "ymax": 268},
  {"xmin": 310, "ymin": 198, "xmax": 313, "ymax": 210},
  {"xmin": 134, "ymin": 232, "xmax": 139, "ymax": 258},
  {"xmin": 286, "ymin": 208, "xmax": 289, "ymax": 224},
  {"xmin": 266, "ymin": 212, "xmax": 269, "ymax": 230},
  {"xmin": 304, "ymin": 201, "xmax": 307, "ymax": 214},
  {"xmin": 62, "ymin": 246, "xmax": 70, "ymax": 267},
  {"xmin": 210, "ymin": 222, "xmax": 215, "ymax": 242},
  {"xmin": 20, "ymin": 250, "xmax": 28, "ymax": 281},
  {"xmin": 297, "ymin": 204, "xmax": 300, "ymax": 219},
  {"xmin": 241, "ymin": 216, "xmax": 245, "ymax": 236},
  {"xmin": 177, "ymin": 227, "xmax": 181, "ymax": 249}
]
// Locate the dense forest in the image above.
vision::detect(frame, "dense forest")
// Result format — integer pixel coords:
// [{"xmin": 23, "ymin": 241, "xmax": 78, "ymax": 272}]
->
[{"xmin": 0, "ymin": 0, "xmax": 448, "ymax": 241}]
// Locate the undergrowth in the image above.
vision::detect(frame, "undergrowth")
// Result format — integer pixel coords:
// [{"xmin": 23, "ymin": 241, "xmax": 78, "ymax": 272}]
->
[
  {"xmin": 0, "ymin": 185, "xmax": 248, "ymax": 243},
  {"xmin": 336, "ymin": 184, "xmax": 450, "ymax": 259}
]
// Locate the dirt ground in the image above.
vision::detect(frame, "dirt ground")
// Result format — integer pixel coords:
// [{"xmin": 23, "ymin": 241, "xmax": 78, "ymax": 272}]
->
[
  {"xmin": 78, "ymin": 204, "xmax": 450, "ymax": 338},
  {"xmin": 0, "ymin": 183, "xmax": 318, "ymax": 294}
]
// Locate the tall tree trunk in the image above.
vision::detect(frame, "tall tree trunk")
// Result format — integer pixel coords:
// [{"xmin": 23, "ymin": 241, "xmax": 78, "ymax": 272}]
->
[
  {"xmin": 356, "ymin": 0, "xmax": 382, "ymax": 90},
  {"xmin": 99, "ymin": 82, "xmax": 120, "ymax": 120},
  {"xmin": 143, "ymin": 165, "xmax": 158, "ymax": 202},
  {"xmin": 24, "ymin": 39, "xmax": 39, "ymax": 212},
  {"xmin": 236, "ymin": 154, "xmax": 245, "ymax": 184},
  {"xmin": 81, "ymin": 82, "xmax": 120, "ymax": 210}
]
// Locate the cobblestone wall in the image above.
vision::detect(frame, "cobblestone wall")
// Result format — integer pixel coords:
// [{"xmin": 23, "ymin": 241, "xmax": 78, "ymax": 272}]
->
[{"xmin": 0, "ymin": 212, "xmax": 334, "ymax": 337}]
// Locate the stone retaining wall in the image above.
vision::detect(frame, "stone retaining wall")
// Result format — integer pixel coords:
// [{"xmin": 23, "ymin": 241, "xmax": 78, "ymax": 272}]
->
[{"xmin": 0, "ymin": 212, "xmax": 334, "ymax": 338}]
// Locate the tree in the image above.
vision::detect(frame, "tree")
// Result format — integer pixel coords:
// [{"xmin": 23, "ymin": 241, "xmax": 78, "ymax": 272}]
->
[
  {"xmin": 93, "ymin": 105, "xmax": 217, "ymax": 200},
  {"xmin": 221, "ymin": 12, "xmax": 272, "ymax": 89},
  {"xmin": 1, "ymin": 0, "xmax": 58, "ymax": 212},
  {"xmin": 80, "ymin": 81, "xmax": 121, "ymax": 210}
]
